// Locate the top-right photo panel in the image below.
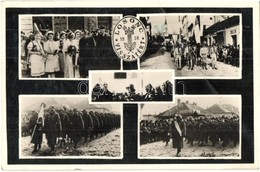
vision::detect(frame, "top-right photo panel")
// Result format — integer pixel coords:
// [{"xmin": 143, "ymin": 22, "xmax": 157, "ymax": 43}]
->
[{"xmin": 137, "ymin": 14, "xmax": 242, "ymax": 79}]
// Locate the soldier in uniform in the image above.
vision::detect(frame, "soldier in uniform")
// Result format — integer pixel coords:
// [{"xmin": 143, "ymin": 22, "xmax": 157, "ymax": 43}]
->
[
  {"xmin": 44, "ymin": 107, "xmax": 60, "ymax": 153},
  {"xmin": 29, "ymin": 112, "xmax": 43, "ymax": 153},
  {"xmin": 70, "ymin": 108, "xmax": 84, "ymax": 149},
  {"xmin": 171, "ymin": 114, "xmax": 186, "ymax": 156}
]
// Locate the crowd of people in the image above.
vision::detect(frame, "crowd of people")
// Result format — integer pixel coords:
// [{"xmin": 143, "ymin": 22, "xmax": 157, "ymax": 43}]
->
[
  {"xmin": 22, "ymin": 105, "xmax": 120, "ymax": 154},
  {"xmin": 20, "ymin": 25, "xmax": 120, "ymax": 78},
  {"xmin": 92, "ymin": 80, "xmax": 173, "ymax": 102},
  {"xmin": 144, "ymin": 33, "xmax": 240, "ymax": 71},
  {"xmin": 140, "ymin": 114, "xmax": 239, "ymax": 156},
  {"xmin": 168, "ymin": 41, "xmax": 240, "ymax": 70}
]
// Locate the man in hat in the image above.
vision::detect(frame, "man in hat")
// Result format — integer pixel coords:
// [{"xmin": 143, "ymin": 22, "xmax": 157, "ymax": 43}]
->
[
  {"xmin": 143, "ymin": 84, "xmax": 155, "ymax": 101},
  {"xmin": 95, "ymin": 25, "xmax": 111, "ymax": 70},
  {"xmin": 171, "ymin": 114, "xmax": 186, "ymax": 156},
  {"xmin": 125, "ymin": 84, "xmax": 137, "ymax": 101},
  {"xmin": 79, "ymin": 29, "xmax": 96, "ymax": 78},
  {"xmin": 99, "ymin": 82, "xmax": 113, "ymax": 101}
]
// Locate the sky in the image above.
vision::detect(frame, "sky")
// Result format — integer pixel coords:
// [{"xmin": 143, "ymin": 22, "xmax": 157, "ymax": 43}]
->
[
  {"xmin": 20, "ymin": 96, "xmax": 121, "ymax": 114},
  {"xmin": 141, "ymin": 14, "xmax": 234, "ymax": 35},
  {"xmin": 141, "ymin": 96, "xmax": 241, "ymax": 116}
]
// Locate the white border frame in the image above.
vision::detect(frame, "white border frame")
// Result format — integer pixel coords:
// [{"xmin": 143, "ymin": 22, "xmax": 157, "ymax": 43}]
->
[
  {"xmin": 18, "ymin": 14, "xmax": 123, "ymax": 80},
  {"xmin": 137, "ymin": 13, "xmax": 243, "ymax": 80},
  {"xmin": 1, "ymin": 0, "xmax": 259, "ymax": 170},
  {"xmin": 18, "ymin": 94, "xmax": 123, "ymax": 159},
  {"xmin": 138, "ymin": 94, "xmax": 242, "ymax": 160},
  {"xmin": 89, "ymin": 69, "xmax": 175, "ymax": 104}
]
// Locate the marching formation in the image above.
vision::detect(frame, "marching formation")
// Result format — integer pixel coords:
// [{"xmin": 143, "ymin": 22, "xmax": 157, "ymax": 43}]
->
[
  {"xmin": 20, "ymin": 25, "xmax": 120, "ymax": 78},
  {"xmin": 92, "ymin": 80, "xmax": 173, "ymax": 102},
  {"xmin": 140, "ymin": 114, "xmax": 239, "ymax": 156},
  {"xmin": 23, "ymin": 105, "xmax": 121, "ymax": 154},
  {"xmin": 145, "ymin": 37, "xmax": 240, "ymax": 71}
]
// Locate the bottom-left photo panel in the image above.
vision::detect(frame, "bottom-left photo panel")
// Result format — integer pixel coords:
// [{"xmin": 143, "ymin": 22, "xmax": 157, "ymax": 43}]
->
[{"xmin": 19, "ymin": 95, "xmax": 123, "ymax": 159}]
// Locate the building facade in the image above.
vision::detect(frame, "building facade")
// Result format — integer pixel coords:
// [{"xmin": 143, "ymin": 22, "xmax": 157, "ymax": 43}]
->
[
  {"xmin": 20, "ymin": 15, "xmax": 121, "ymax": 35},
  {"xmin": 204, "ymin": 16, "xmax": 240, "ymax": 46}
]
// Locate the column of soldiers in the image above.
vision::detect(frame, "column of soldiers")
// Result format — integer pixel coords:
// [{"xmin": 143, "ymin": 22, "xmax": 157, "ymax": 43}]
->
[
  {"xmin": 140, "ymin": 115, "xmax": 239, "ymax": 148},
  {"xmin": 21, "ymin": 25, "xmax": 120, "ymax": 78},
  {"xmin": 25, "ymin": 106, "xmax": 121, "ymax": 154}
]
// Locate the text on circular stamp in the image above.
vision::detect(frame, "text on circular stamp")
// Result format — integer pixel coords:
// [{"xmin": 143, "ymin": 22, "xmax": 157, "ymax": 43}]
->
[{"xmin": 112, "ymin": 16, "xmax": 147, "ymax": 62}]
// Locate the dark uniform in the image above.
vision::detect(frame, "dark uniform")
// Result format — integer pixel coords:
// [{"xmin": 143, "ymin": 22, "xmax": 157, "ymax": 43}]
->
[
  {"xmin": 171, "ymin": 115, "xmax": 186, "ymax": 156},
  {"xmin": 44, "ymin": 109, "xmax": 61, "ymax": 153},
  {"xmin": 30, "ymin": 115, "xmax": 43, "ymax": 153}
]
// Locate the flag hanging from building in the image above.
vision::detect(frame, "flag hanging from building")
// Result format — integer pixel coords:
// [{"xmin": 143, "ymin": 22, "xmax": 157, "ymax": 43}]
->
[{"xmin": 193, "ymin": 15, "xmax": 201, "ymax": 44}]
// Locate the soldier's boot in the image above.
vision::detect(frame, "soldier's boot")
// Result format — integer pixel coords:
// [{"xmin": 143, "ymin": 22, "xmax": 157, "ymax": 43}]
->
[
  {"xmin": 176, "ymin": 148, "xmax": 181, "ymax": 157},
  {"xmin": 38, "ymin": 144, "xmax": 41, "ymax": 150},
  {"xmin": 32, "ymin": 145, "xmax": 38, "ymax": 153},
  {"xmin": 50, "ymin": 146, "xmax": 55, "ymax": 153}
]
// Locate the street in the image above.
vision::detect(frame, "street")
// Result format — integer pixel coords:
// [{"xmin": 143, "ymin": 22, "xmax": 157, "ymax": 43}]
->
[
  {"xmin": 21, "ymin": 129, "xmax": 121, "ymax": 157},
  {"xmin": 140, "ymin": 140, "xmax": 239, "ymax": 158},
  {"xmin": 140, "ymin": 52, "xmax": 240, "ymax": 77}
]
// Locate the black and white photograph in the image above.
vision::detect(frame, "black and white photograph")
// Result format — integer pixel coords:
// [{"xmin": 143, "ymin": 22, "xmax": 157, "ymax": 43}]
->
[
  {"xmin": 19, "ymin": 95, "xmax": 122, "ymax": 158},
  {"xmin": 138, "ymin": 14, "xmax": 242, "ymax": 78},
  {"xmin": 19, "ymin": 14, "xmax": 122, "ymax": 79},
  {"xmin": 90, "ymin": 70, "xmax": 174, "ymax": 103},
  {"xmin": 139, "ymin": 95, "xmax": 241, "ymax": 159}
]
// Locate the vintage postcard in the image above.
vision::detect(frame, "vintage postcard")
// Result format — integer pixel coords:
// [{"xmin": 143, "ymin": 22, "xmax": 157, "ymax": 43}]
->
[{"xmin": 1, "ymin": 0, "xmax": 258, "ymax": 170}]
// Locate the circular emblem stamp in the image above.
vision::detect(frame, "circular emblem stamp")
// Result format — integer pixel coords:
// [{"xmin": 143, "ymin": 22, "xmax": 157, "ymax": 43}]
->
[{"xmin": 112, "ymin": 16, "xmax": 147, "ymax": 62}]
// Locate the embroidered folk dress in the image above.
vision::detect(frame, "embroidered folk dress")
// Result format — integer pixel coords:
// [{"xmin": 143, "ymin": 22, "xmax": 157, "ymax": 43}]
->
[
  {"xmin": 44, "ymin": 40, "xmax": 60, "ymax": 73},
  {"xmin": 27, "ymin": 40, "xmax": 45, "ymax": 77},
  {"xmin": 200, "ymin": 46, "xmax": 208, "ymax": 63}
]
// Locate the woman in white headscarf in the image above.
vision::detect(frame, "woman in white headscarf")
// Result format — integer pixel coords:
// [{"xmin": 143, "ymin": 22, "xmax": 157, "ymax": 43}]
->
[
  {"xmin": 27, "ymin": 31, "xmax": 46, "ymax": 77},
  {"xmin": 71, "ymin": 30, "xmax": 81, "ymax": 78},
  {"xmin": 71, "ymin": 29, "xmax": 81, "ymax": 78},
  {"xmin": 44, "ymin": 31, "xmax": 60, "ymax": 78}
]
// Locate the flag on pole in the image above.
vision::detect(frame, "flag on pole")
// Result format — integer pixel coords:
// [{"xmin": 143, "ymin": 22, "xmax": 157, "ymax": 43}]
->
[
  {"xmin": 33, "ymin": 23, "xmax": 42, "ymax": 36},
  {"xmin": 38, "ymin": 103, "xmax": 45, "ymax": 126}
]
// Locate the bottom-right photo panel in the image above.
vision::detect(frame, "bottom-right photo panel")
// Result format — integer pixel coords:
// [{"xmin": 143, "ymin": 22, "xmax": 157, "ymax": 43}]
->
[{"xmin": 138, "ymin": 95, "xmax": 241, "ymax": 159}]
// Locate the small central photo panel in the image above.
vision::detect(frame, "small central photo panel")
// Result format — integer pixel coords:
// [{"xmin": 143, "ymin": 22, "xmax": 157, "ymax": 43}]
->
[
  {"xmin": 19, "ymin": 95, "xmax": 123, "ymax": 159},
  {"xmin": 89, "ymin": 70, "xmax": 175, "ymax": 103}
]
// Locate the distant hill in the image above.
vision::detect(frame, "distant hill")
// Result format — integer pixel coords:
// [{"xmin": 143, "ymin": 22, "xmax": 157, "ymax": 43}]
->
[
  {"xmin": 22, "ymin": 97, "xmax": 76, "ymax": 113},
  {"xmin": 206, "ymin": 104, "xmax": 239, "ymax": 114}
]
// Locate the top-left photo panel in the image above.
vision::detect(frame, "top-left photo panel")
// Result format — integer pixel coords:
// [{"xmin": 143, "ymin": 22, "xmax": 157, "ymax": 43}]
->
[{"xmin": 19, "ymin": 14, "xmax": 123, "ymax": 80}]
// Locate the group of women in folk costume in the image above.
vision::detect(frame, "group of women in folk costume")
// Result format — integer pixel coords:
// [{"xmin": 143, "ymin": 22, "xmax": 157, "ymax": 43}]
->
[{"xmin": 27, "ymin": 30, "xmax": 82, "ymax": 78}]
